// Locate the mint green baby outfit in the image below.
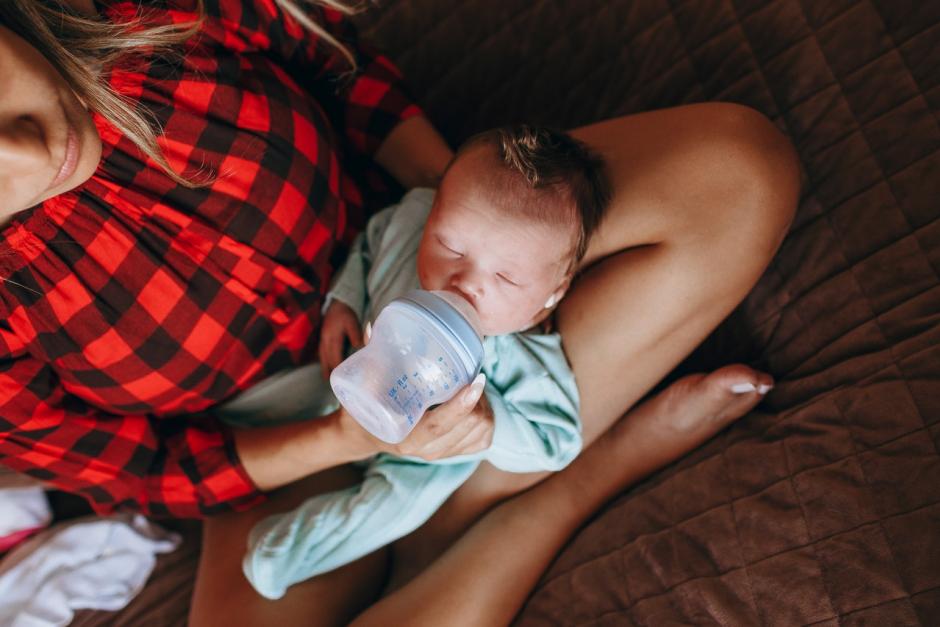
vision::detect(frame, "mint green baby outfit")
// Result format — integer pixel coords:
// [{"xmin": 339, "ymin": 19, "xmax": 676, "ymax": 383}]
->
[{"xmin": 240, "ymin": 188, "xmax": 582, "ymax": 599}]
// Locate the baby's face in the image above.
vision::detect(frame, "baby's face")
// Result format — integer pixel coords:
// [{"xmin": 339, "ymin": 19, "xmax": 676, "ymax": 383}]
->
[{"xmin": 416, "ymin": 147, "xmax": 575, "ymax": 336}]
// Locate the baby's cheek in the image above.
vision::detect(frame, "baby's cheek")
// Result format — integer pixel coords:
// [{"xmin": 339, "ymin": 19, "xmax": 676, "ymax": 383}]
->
[
  {"xmin": 417, "ymin": 265, "xmax": 437, "ymax": 290},
  {"xmin": 415, "ymin": 251, "xmax": 432, "ymax": 288},
  {"xmin": 482, "ymin": 299, "xmax": 538, "ymax": 335}
]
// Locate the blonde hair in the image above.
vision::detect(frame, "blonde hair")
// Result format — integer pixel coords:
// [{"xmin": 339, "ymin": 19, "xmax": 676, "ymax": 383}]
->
[{"xmin": 0, "ymin": 0, "xmax": 357, "ymax": 188}]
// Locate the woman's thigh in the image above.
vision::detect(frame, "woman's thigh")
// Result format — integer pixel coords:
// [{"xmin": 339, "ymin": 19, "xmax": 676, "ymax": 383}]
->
[
  {"xmin": 388, "ymin": 103, "xmax": 799, "ymax": 576},
  {"xmin": 190, "ymin": 464, "xmax": 389, "ymax": 627},
  {"xmin": 560, "ymin": 102, "xmax": 798, "ymax": 442}
]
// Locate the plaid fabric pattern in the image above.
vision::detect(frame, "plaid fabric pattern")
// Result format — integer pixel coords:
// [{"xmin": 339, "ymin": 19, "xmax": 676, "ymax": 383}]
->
[{"xmin": 0, "ymin": 0, "xmax": 421, "ymax": 517}]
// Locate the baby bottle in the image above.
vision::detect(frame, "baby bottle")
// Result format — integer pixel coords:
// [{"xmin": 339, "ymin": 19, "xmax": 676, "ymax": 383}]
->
[{"xmin": 330, "ymin": 290, "xmax": 484, "ymax": 443}]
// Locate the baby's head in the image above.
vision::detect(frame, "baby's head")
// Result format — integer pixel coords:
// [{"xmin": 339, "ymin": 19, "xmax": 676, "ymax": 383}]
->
[{"xmin": 417, "ymin": 125, "xmax": 611, "ymax": 335}]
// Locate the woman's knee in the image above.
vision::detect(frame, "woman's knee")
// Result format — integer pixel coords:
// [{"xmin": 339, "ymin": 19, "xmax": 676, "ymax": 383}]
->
[
  {"xmin": 666, "ymin": 103, "xmax": 801, "ymax": 269},
  {"xmin": 572, "ymin": 102, "xmax": 800, "ymax": 265},
  {"xmin": 706, "ymin": 102, "xmax": 801, "ymax": 228}
]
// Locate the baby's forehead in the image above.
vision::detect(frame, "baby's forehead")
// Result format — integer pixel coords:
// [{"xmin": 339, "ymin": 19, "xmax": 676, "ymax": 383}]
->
[
  {"xmin": 438, "ymin": 148, "xmax": 579, "ymax": 260},
  {"xmin": 473, "ymin": 212, "xmax": 575, "ymax": 270}
]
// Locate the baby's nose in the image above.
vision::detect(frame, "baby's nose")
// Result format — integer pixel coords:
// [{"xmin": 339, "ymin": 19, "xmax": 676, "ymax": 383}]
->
[{"xmin": 449, "ymin": 277, "xmax": 481, "ymax": 305}]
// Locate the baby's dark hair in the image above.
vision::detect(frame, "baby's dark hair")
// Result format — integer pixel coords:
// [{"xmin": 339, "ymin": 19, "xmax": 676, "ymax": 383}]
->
[{"xmin": 456, "ymin": 125, "xmax": 612, "ymax": 266}]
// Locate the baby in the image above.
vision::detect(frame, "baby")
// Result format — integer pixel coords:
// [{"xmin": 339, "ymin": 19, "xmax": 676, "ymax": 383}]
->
[
  {"xmin": 321, "ymin": 124, "xmax": 609, "ymax": 360},
  {"xmin": 242, "ymin": 125, "xmax": 612, "ymax": 599}
]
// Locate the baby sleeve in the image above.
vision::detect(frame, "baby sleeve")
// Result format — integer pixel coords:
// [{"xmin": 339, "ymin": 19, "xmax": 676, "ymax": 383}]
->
[
  {"xmin": 482, "ymin": 332, "xmax": 584, "ymax": 473},
  {"xmin": 243, "ymin": 455, "xmax": 478, "ymax": 599},
  {"xmin": 322, "ymin": 203, "xmax": 397, "ymax": 321}
]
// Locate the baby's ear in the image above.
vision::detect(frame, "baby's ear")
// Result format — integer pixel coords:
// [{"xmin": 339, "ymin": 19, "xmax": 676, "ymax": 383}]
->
[{"xmin": 545, "ymin": 277, "xmax": 572, "ymax": 309}]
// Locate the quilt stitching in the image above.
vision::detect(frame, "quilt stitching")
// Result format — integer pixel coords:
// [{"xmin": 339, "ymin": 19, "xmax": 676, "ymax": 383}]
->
[
  {"xmin": 552, "ymin": 506, "xmax": 940, "ymax": 626},
  {"xmin": 802, "ymin": 8, "xmax": 940, "ymax": 264}
]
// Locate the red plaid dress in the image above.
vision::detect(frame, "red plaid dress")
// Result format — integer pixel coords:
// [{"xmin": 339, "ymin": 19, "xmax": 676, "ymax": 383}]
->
[{"xmin": 0, "ymin": 0, "xmax": 421, "ymax": 517}]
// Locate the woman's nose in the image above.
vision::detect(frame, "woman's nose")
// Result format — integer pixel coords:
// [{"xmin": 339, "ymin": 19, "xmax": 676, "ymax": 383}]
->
[{"xmin": 0, "ymin": 116, "xmax": 50, "ymax": 173}]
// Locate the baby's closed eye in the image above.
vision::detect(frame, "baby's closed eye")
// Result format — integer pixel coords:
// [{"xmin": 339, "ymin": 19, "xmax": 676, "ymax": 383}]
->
[
  {"xmin": 497, "ymin": 273, "xmax": 520, "ymax": 286},
  {"xmin": 436, "ymin": 236, "xmax": 463, "ymax": 257}
]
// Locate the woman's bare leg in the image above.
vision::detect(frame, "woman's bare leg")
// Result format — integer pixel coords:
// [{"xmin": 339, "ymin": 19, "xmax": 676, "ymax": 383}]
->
[
  {"xmin": 189, "ymin": 465, "xmax": 389, "ymax": 627},
  {"xmin": 190, "ymin": 103, "xmax": 799, "ymax": 625},
  {"xmin": 386, "ymin": 102, "xmax": 800, "ymax": 587},
  {"xmin": 353, "ymin": 366, "xmax": 772, "ymax": 626}
]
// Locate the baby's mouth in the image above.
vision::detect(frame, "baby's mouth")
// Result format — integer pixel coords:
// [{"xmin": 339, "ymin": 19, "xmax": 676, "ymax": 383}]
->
[{"xmin": 444, "ymin": 286, "xmax": 475, "ymax": 309}]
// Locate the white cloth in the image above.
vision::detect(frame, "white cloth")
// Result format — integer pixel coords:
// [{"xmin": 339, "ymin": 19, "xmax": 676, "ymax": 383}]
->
[
  {"xmin": 0, "ymin": 485, "xmax": 51, "ymax": 538},
  {"xmin": 0, "ymin": 513, "xmax": 180, "ymax": 627}
]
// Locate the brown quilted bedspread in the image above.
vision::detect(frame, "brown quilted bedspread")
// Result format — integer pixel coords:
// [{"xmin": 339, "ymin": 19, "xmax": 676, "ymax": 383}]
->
[{"xmin": 72, "ymin": 0, "xmax": 939, "ymax": 625}]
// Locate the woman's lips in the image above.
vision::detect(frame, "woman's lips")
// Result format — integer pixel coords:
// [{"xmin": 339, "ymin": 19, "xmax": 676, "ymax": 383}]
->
[{"xmin": 49, "ymin": 126, "xmax": 79, "ymax": 190}]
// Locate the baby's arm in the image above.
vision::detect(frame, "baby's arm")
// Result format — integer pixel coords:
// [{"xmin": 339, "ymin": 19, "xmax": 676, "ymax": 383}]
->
[
  {"xmin": 482, "ymin": 333, "xmax": 583, "ymax": 473},
  {"xmin": 318, "ymin": 205, "xmax": 398, "ymax": 376},
  {"xmin": 322, "ymin": 206, "xmax": 398, "ymax": 321},
  {"xmin": 319, "ymin": 301, "xmax": 363, "ymax": 376}
]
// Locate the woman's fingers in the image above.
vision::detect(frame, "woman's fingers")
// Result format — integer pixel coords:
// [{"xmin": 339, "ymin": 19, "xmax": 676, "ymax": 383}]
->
[
  {"xmin": 405, "ymin": 374, "xmax": 488, "ymax": 459},
  {"xmin": 432, "ymin": 374, "xmax": 486, "ymax": 428},
  {"xmin": 458, "ymin": 392, "xmax": 495, "ymax": 453},
  {"xmin": 461, "ymin": 373, "xmax": 487, "ymax": 406},
  {"xmin": 417, "ymin": 411, "xmax": 479, "ymax": 458},
  {"xmin": 449, "ymin": 417, "xmax": 493, "ymax": 456}
]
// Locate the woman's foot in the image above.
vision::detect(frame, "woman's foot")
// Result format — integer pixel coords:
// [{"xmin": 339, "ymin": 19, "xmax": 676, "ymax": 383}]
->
[
  {"xmin": 562, "ymin": 364, "xmax": 773, "ymax": 511},
  {"xmin": 384, "ymin": 365, "xmax": 771, "ymax": 596},
  {"xmin": 649, "ymin": 363, "xmax": 773, "ymax": 436}
]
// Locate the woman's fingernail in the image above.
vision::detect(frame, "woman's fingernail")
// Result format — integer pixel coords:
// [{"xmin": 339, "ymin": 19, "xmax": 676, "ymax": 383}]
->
[
  {"xmin": 730, "ymin": 382, "xmax": 757, "ymax": 394},
  {"xmin": 364, "ymin": 322, "xmax": 372, "ymax": 342},
  {"xmin": 465, "ymin": 373, "xmax": 486, "ymax": 405},
  {"xmin": 757, "ymin": 383, "xmax": 773, "ymax": 395}
]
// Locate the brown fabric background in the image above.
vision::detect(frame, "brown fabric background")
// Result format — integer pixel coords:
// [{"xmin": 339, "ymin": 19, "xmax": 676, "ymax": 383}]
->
[{"xmin": 72, "ymin": 0, "xmax": 939, "ymax": 624}]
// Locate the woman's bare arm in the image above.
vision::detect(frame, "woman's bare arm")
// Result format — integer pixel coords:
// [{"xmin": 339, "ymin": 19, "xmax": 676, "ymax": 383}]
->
[
  {"xmin": 237, "ymin": 116, "xmax": 454, "ymax": 491},
  {"xmin": 235, "ymin": 379, "xmax": 491, "ymax": 492},
  {"xmin": 374, "ymin": 116, "xmax": 454, "ymax": 189},
  {"xmin": 232, "ymin": 409, "xmax": 370, "ymax": 491}
]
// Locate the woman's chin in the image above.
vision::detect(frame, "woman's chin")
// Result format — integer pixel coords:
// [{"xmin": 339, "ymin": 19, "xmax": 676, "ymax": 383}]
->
[{"xmin": 45, "ymin": 135, "xmax": 101, "ymax": 201}]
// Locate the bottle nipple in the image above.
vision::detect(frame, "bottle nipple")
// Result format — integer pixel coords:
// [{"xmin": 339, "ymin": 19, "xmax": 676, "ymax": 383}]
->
[{"xmin": 430, "ymin": 290, "xmax": 483, "ymax": 338}]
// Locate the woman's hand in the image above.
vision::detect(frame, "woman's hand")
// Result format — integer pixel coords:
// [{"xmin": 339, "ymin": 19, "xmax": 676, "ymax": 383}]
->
[
  {"xmin": 338, "ymin": 373, "xmax": 494, "ymax": 461},
  {"xmin": 318, "ymin": 301, "xmax": 363, "ymax": 379},
  {"xmin": 238, "ymin": 308, "xmax": 492, "ymax": 489}
]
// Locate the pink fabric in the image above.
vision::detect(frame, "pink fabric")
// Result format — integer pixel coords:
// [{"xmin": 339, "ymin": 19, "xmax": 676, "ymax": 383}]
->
[{"xmin": 0, "ymin": 527, "xmax": 44, "ymax": 553}]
